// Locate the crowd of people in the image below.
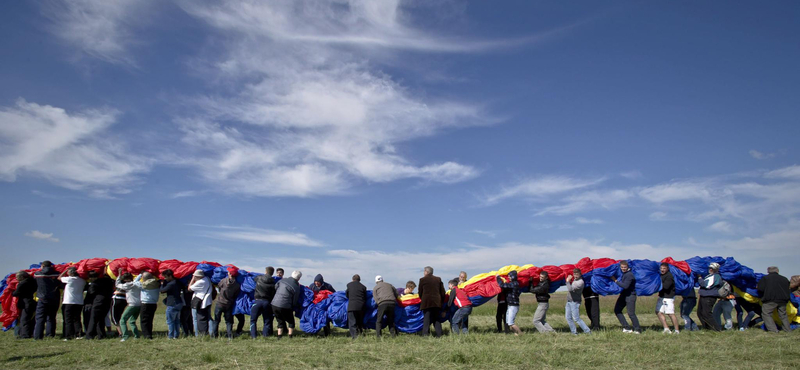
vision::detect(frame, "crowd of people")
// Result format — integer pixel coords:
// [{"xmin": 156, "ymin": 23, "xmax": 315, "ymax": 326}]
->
[{"xmin": 8, "ymin": 261, "xmax": 798, "ymax": 341}]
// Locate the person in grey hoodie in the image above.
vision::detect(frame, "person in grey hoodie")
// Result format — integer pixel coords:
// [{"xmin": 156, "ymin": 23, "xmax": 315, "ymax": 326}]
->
[
  {"xmin": 271, "ymin": 270, "xmax": 303, "ymax": 338},
  {"xmin": 611, "ymin": 260, "xmax": 640, "ymax": 334},
  {"xmin": 373, "ymin": 275, "xmax": 399, "ymax": 338},
  {"xmin": 565, "ymin": 268, "xmax": 591, "ymax": 335}
]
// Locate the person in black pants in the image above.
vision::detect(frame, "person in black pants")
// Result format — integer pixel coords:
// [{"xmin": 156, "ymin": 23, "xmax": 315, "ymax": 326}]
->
[
  {"xmin": 180, "ymin": 286, "xmax": 194, "ymax": 337},
  {"xmin": 611, "ymin": 260, "xmax": 640, "ymax": 334},
  {"xmin": 582, "ymin": 283, "xmax": 601, "ymax": 330},
  {"xmin": 33, "ymin": 261, "xmax": 61, "ymax": 340},
  {"xmin": 696, "ymin": 263, "xmax": 723, "ymax": 331},
  {"xmin": 495, "ymin": 289, "xmax": 509, "ymax": 333},
  {"xmin": 251, "ymin": 267, "xmax": 276, "ymax": 338},
  {"xmin": 12, "ymin": 271, "xmax": 37, "ymax": 339},
  {"xmin": 59, "ymin": 267, "xmax": 86, "ymax": 340},
  {"xmin": 85, "ymin": 271, "xmax": 114, "ymax": 339},
  {"xmin": 418, "ymin": 266, "xmax": 446, "ymax": 337},
  {"xmin": 346, "ymin": 274, "xmax": 367, "ymax": 340}
]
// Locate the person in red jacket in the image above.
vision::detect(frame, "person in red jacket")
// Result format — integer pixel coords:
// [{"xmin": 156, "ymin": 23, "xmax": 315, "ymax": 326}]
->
[{"xmin": 447, "ymin": 279, "xmax": 472, "ymax": 335}]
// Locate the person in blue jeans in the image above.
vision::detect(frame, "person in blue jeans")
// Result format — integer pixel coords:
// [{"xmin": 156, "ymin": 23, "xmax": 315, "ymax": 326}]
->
[
  {"xmin": 251, "ymin": 266, "xmax": 277, "ymax": 338},
  {"xmin": 160, "ymin": 269, "xmax": 185, "ymax": 339},
  {"xmin": 611, "ymin": 260, "xmax": 640, "ymax": 334},
  {"xmin": 680, "ymin": 288, "xmax": 699, "ymax": 331},
  {"xmin": 565, "ymin": 269, "xmax": 591, "ymax": 335},
  {"xmin": 447, "ymin": 279, "xmax": 472, "ymax": 335}
]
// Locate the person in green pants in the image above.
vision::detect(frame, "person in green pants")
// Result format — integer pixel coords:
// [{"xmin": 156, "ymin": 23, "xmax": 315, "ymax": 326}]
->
[{"xmin": 115, "ymin": 270, "xmax": 142, "ymax": 341}]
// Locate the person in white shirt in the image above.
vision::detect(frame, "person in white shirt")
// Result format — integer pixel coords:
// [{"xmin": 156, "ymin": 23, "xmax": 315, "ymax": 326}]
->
[
  {"xmin": 58, "ymin": 267, "xmax": 85, "ymax": 340},
  {"xmin": 115, "ymin": 269, "xmax": 141, "ymax": 341},
  {"xmin": 188, "ymin": 270, "xmax": 214, "ymax": 336}
]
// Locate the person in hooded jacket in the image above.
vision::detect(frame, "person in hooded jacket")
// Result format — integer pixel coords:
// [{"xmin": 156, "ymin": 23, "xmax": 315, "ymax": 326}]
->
[
  {"xmin": 496, "ymin": 270, "xmax": 523, "ymax": 335},
  {"xmin": 271, "ymin": 270, "xmax": 304, "ymax": 338},
  {"xmin": 13, "ymin": 271, "xmax": 37, "ymax": 339},
  {"xmin": 611, "ymin": 260, "xmax": 641, "ymax": 334},
  {"xmin": 309, "ymin": 273, "xmax": 335, "ymax": 336},
  {"xmin": 346, "ymin": 274, "xmax": 367, "ymax": 340},
  {"xmin": 530, "ymin": 271, "xmax": 554, "ymax": 333},
  {"xmin": 33, "ymin": 261, "xmax": 61, "ymax": 340},
  {"xmin": 251, "ymin": 266, "xmax": 277, "ymax": 338},
  {"xmin": 696, "ymin": 262, "xmax": 723, "ymax": 331},
  {"xmin": 85, "ymin": 270, "xmax": 115, "ymax": 339},
  {"xmin": 214, "ymin": 267, "xmax": 241, "ymax": 339},
  {"xmin": 373, "ymin": 275, "xmax": 399, "ymax": 338}
]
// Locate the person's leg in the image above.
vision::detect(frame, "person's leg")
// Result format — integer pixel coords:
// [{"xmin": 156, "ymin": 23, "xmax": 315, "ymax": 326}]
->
[
  {"xmin": 165, "ymin": 306, "xmax": 176, "ymax": 338},
  {"xmin": 192, "ymin": 308, "xmax": 199, "ymax": 336},
  {"xmin": 614, "ymin": 295, "xmax": 630, "ymax": 330},
  {"xmin": 451, "ymin": 307, "xmax": 464, "ymax": 335},
  {"xmin": 422, "ymin": 308, "xmax": 431, "ymax": 336},
  {"xmin": 235, "ymin": 313, "xmax": 245, "ymax": 336},
  {"xmin": 375, "ymin": 304, "xmax": 387, "ymax": 337},
  {"xmin": 180, "ymin": 305, "xmax": 192, "ymax": 337},
  {"xmin": 265, "ymin": 304, "xmax": 274, "ymax": 337},
  {"xmin": 776, "ymin": 304, "xmax": 791, "ymax": 332},
  {"xmin": 432, "ymin": 307, "xmax": 442, "ymax": 337},
  {"xmin": 496, "ymin": 303, "xmax": 504, "ymax": 332},
  {"xmin": 120, "ymin": 307, "xmax": 131, "ymax": 340},
  {"xmin": 212, "ymin": 305, "xmax": 223, "ymax": 338},
  {"xmin": 761, "ymin": 301, "xmax": 778, "ymax": 333},
  {"xmin": 735, "ymin": 302, "xmax": 744, "ymax": 328},
  {"xmin": 250, "ymin": 301, "xmax": 262, "ymax": 338},
  {"xmin": 273, "ymin": 306, "xmax": 286, "ymax": 337},
  {"xmin": 572, "ymin": 302, "xmax": 591, "ymax": 333},
  {"xmin": 33, "ymin": 301, "xmax": 47, "ymax": 340},
  {"xmin": 97, "ymin": 302, "xmax": 111, "ymax": 339},
  {"xmin": 461, "ymin": 307, "xmax": 471, "ymax": 334},
  {"xmin": 657, "ymin": 298, "xmax": 669, "ymax": 329},
  {"xmin": 144, "ymin": 303, "xmax": 158, "ymax": 339},
  {"xmin": 532, "ymin": 303, "xmax": 546, "ymax": 332},
  {"xmin": 541, "ymin": 302, "xmax": 554, "ymax": 331},
  {"xmin": 741, "ymin": 311, "xmax": 755, "ymax": 330},
  {"xmin": 225, "ymin": 306, "xmax": 235, "ymax": 338},
  {"xmin": 626, "ymin": 295, "xmax": 640, "ymax": 332},
  {"xmin": 286, "ymin": 312, "xmax": 296, "ymax": 337},
  {"xmin": 348, "ymin": 311, "xmax": 358, "ymax": 339},
  {"xmin": 506, "ymin": 305, "xmax": 522, "ymax": 335},
  {"xmin": 387, "ymin": 304, "xmax": 397, "ymax": 336},
  {"xmin": 196, "ymin": 306, "xmax": 210, "ymax": 336},
  {"xmin": 173, "ymin": 305, "xmax": 184, "ymax": 338},
  {"xmin": 565, "ymin": 302, "xmax": 577, "ymax": 334},
  {"xmin": 722, "ymin": 301, "xmax": 733, "ymax": 330}
]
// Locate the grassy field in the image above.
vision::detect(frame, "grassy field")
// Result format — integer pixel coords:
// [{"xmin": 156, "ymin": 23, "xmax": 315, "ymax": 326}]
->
[{"xmin": 1, "ymin": 294, "xmax": 798, "ymax": 369}]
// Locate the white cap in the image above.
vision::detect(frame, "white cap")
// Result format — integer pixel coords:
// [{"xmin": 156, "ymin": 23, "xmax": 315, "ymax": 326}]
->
[{"xmin": 375, "ymin": 275, "xmax": 383, "ymax": 282}]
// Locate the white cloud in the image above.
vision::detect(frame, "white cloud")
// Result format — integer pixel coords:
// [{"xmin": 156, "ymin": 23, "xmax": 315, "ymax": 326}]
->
[
  {"xmin": 535, "ymin": 189, "xmax": 633, "ymax": 216},
  {"xmin": 0, "ymin": 99, "xmax": 151, "ymax": 197},
  {"xmin": 472, "ymin": 230, "xmax": 497, "ymax": 238},
  {"xmin": 749, "ymin": 150, "xmax": 775, "ymax": 160},
  {"xmin": 706, "ymin": 221, "xmax": 734, "ymax": 234},
  {"xmin": 25, "ymin": 230, "xmax": 60, "ymax": 243},
  {"xmin": 638, "ymin": 181, "xmax": 717, "ymax": 203},
  {"xmin": 481, "ymin": 176, "xmax": 606, "ymax": 206},
  {"xmin": 39, "ymin": 0, "xmax": 147, "ymax": 65},
  {"xmin": 170, "ymin": 190, "xmax": 205, "ymax": 199},
  {"xmin": 765, "ymin": 165, "xmax": 800, "ymax": 179},
  {"xmin": 620, "ymin": 170, "xmax": 642, "ymax": 179},
  {"xmin": 649, "ymin": 211, "xmax": 668, "ymax": 221},
  {"xmin": 575, "ymin": 217, "xmax": 603, "ymax": 224},
  {"xmin": 191, "ymin": 225, "xmax": 325, "ymax": 247}
]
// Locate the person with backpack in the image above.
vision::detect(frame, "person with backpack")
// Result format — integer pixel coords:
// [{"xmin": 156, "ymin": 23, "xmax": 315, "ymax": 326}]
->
[
  {"xmin": 696, "ymin": 262, "xmax": 723, "ymax": 331},
  {"xmin": 713, "ymin": 291, "xmax": 735, "ymax": 330},
  {"xmin": 447, "ymin": 279, "xmax": 472, "ymax": 335},
  {"xmin": 611, "ymin": 260, "xmax": 640, "ymax": 334},
  {"xmin": 496, "ymin": 270, "xmax": 523, "ymax": 335},
  {"xmin": 757, "ymin": 266, "xmax": 792, "ymax": 333},
  {"xmin": 530, "ymin": 271, "xmax": 554, "ymax": 333}
]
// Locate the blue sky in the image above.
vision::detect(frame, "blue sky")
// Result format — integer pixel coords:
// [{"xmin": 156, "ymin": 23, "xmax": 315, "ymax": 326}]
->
[{"xmin": 1, "ymin": 1, "xmax": 799, "ymax": 288}]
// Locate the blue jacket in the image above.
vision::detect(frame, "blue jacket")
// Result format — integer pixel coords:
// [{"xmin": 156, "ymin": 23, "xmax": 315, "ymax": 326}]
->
[
  {"xmin": 616, "ymin": 270, "xmax": 636, "ymax": 297},
  {"xmin": 33, "ymin": 266, "xmax": 61, "ymax": 304},
  {"xmin": 160, "ymin": 279, "xmax": 184, "ymax": 306},
  {"xmin": 698, "ymin": 273, "xmax": 721, "ymax": 297},
  {"xmin": 496, "ymin": 275, "xmax": 521, "ymax": 306}
]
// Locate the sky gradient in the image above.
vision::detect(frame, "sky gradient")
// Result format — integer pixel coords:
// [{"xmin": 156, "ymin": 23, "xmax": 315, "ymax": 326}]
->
[{"xmin": 1, "ymin": 0, "xmax": 799, "ymax": 288}]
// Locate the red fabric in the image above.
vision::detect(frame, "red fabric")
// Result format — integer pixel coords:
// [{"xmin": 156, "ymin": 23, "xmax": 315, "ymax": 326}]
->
[
  {"xmin": 542, "ymin": 265, "xmax": 565, "ymax": 282},
  {"xmin": 462, "ymin": 275, "xmax": 501, "ymax": 299},
  {"xmin": 128, "ymin": 258, "xmax": 160, "ymax": 275},
  {"xmin": 159, "ymin": 259, "xmax": 183, "ymax": 279},
  {"xmin": 593, "ymin": 258, "xmax": 619, "ymax": 270},
  {"xmin": 0, "ymin": 275, "xmax": 19, "ymax": 328},
  {"xmin": 201, "ymin": 261, "xmax": 222, "ymax": 268},
  {"xmin": 661, "ymin": 257, "xmax": 692, "ymax": 276},
  {"xmin": 398, "ymin": 296, "xmax": 421, "ymax": 307},
  {"xmin": 75, "ymin": 258, "xmax": 109, "ymax": 279},
  {"xmin": 574, "ymin": 258, "xmax": 593, "ymax": 274},
  {"xmin": 516, "ymin": 266, "xmax": 541, "ymax": 288},
  {"xmin": 559, "ymin": 264, "xmax": 577, "ymax": 279},
  {"xmin": 175, "ymin": 261, "xmax": 200, "ymax": 279},
  {"xmin": 312, "ymin": 290, "xmax": 334, "ymax": 304},
  {"xmin": 108, "ymin": 258, "xmax": 131, "ymax": 276}
]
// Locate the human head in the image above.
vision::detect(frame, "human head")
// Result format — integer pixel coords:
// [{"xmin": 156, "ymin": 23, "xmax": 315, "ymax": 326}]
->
[
  {"xmin": 660, "ymin": 263, "xmax": 669, "ymax": 275},
  {"xmin": 508, "ymin": 270, "xmax": 518, "ymax": 281},
  {"xmin": 41, "ymin": 260, "xmax": 53, "ymax": 268},
  {"xmin": 572, "ymin": 268, "xmax": 582, "ymax": 280},
  {"xmin": 352, "ymin": 274, "xmax": 361, "ymax": 282},
  {"xmin": 620, "ymin": 261, "xmax": 630, "ymax": 272},
  {"xmin": 539, "ymin": 271, "xmax": 549, "ymax": 281},
  {"xmin": 767, "ymin": 266, "xmax": 779, "ymax": 274},
  {"xmin": 227, "ymin": 266, "xmax": 238, "ymax": 279},
  {"xmin": 291, "ymin": 270, "xmax": 302, "ymax": 281},
  {"xmin": 192, "ymin": 270, "xmax": 205, "ymax": 278},
  {"xmin": 67, "ymin": 267, "xmax": 78, "ymax": 277},
  {"xmin": 314, "ymin": 274, "xmax": 324, "ymax": 287},
  {"xmin": 162, "ymin": 269, "xmax": 175, "ymax": 281},
  {"xmin": 375, "ymin": 275, "xmax": 383, "ymax": 283},
  {"xmin": 142, "ymin": 271, "xmax": 153, "ymax": 280},
  {"xmin": 121, "ymin": 272, "xmax": 134, "ymax": 283},
  {"xmin": 276, "ymin": 268, "xmax": 284, "ymax": 277},
  {"xmin": 265, "ymin": 266, "xmax": 275, "ymax": 276},
  {"xmin": 459, "ymin": 271, "xmax": 467, "ymax": 283},
  {"xmin": 16, "ymin": 270, "xmax": 30, "ymax": 281},
  {"xmin": 406, "ymin": 281, "xmax": 416, "ymax": 291},
  {"xmin": 449, "ymin": 279, "xmax": 458, "ymax": 289},
  {"xmin": 424, "ymin": 266, "xmax": 433, "ymax": 276},
  {"xmin": 87, "ymin": 271, "xmax": 99, "ymax": 281},
  {"xmin": 708, "ymin": 263, "xmax": 720, "ymax": 273}
]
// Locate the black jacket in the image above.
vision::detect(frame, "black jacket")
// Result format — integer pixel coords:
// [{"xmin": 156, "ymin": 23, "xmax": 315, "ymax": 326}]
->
[
  {"xmin": 309, "ymin": 274, "xmax": 336, "ymax": 294},
  {"xmin": 582, "ymin": 284, "xmax": 597, "ymax": 299},
  {"xmin": 160, "ymin": 279, "xmax": 184, "ymax": 306},
  {"xmin": 33, "ymin": 266, "xmax": 61, "ymax": 304},
  {"xmin": 254, "ymin": 275, "xmax": 277, "ymax": 301},
  {"xmin": 88, "ymin": 277, "xmax": 115, "ymax": 305},
  {"xmin": 496, "ymin": 276, "xmax": 521, "ymax": 306},
  {"xmin": 757, "ymin": 272, "xmax": 790, "ymax": 304},
  {"xmin": 346, "ymin": 281, "xmax": 367, "ymax": 312},
  {"xmin": 616, "ymin": 270, "xmax": 636, "ymax": 297},
  {"xmin": 530, "ymin": 279, "xmax": 550, "ymax": 303},
  {"xmin": 659, "ymin": 271, "xmax": 676, "ymax": 298},
  {"xmin": 418, "ymin": 275, "xmax": 446, "ymax": 310},
  {"xmin": 13, "ymin": 278, "xmax": 38, "ymax": 300}
]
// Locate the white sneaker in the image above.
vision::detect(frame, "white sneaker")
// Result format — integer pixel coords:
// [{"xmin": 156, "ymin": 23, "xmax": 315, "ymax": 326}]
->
[
  {"xmin": 662, "ymin": 328, "xmax": 672, "ymax": 334},
  {"xmin": 672, "ymin": 330, "xmax": 680, "ymax": 334},
  {"xmin": 632, "ymin": 331, "xmax": 641, "ymax": 334},
  {"xmin": 120, "ymin": 338, "xmax": 126, "ymax": 342},
  {"xmin": 622, "ymin": 329, "xmax": 633, "ymax": 333}
]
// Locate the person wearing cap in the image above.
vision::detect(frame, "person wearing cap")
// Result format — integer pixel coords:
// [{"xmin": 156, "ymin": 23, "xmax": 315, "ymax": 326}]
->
[
  {"xmin": 373, "ymin": 275, "xmax": 399, "ymax": 338},
  {"xmin": 188, "ymin": 269, "xmax": 214, "ymax": 336},
  {"xmin": 214, "ymin": 266, "xmax": 241, "ymax": 338},
  {"xmin": 447, "ymin": 278, "xmax": 472, "ymax": 335},
  {"xmin": 160, "ymin": 269, "xmax": 184, "ymax": 339},
  {"xmin": 496, "ymin": 270, "xmax": 523, "ymax": 335},
  {"xmin": 419, "ymin": 266, "xmax": 446, "ymax": 337},
  {"xmin": 346, "ymin": 274, "xmax": 368, "ymax": 340},
  {"xmin": 309, "ymin": 274, "xmax": 335, "ymax": 336}
]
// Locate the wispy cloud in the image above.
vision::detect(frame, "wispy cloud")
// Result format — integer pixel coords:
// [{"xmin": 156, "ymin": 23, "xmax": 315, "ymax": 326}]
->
[
  {"xmin": 620, "ymin": 170, "xmax": 642, "ymax": 179},
  {"xmin": 649, "ymin": 211, "xmax": 668, "ymax": 221},
  {"xmin": 535, "ymin": 189, "xmax": 632, "ymax": 216},
  {"xmin": 480, "ymin": 175, "xmax": 606, "ymax": 206},
  {"xmin": 25, "ymin": 230, "xmax": 60, "ymax": 242},
  {"xmin": 575, "ymin": 217, "xmax": 604, "ymax": 224},
  {"xmin": 749, "ymin": 149, "xmax": 776, "ymax": 160},
  {"xmin": 706, "ymin": 221, "xmax": 734, "ymax": 234},
  {"xmin": 171, "ymin": 190, "xmax": 205, "ymax": 199},
  {"xmin": 191, "ymin": 225, "xmax": 325, "ymax": 247},
  {"xmin": 0, "ymin": 99, "xmax": 152, "ymax": 198},
  {"xmin": 765, "ymin": 165, "xmax": 800, "ymax": 179},
  {"xmin": 472, "ymin": 230, "xmax": 498, "ymax": 238}
]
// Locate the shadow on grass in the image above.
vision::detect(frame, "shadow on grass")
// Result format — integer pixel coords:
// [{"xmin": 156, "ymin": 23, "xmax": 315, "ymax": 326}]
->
[{"xmin": 5, "ymin": 351, "xmax": 66, "ymax": 363}]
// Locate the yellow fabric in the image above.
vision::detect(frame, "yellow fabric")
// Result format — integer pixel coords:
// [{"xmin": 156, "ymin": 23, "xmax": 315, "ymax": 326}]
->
[
  {"xmin": 458, "ymin": 264, "xmax": 535, "ymax": 289},
  {"xmin": 732, "ymin": 286, "xmax": 799, "ymax": 324}
]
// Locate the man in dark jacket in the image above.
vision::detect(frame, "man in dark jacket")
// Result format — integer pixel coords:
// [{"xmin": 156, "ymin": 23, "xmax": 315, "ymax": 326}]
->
[
  {"xmin": 757, "ymin": 266, "xmax": 792, "ymax": 333},
  {"xmin": 309, "ymin": 273, "xmax": 335, "ymax": 336},
  {"xmin": 251, "ymin": 266, "xmax": 277, "ymax": 338},
  {"xmin": 346, "ymin": 274, "xmax": 367, "ymax": 339},
  {"xmin": 33, "ymin": 261, "xmax": 61, "ymax": 340},
  {"xmin": 271, "ymin": 270, "xmax": 303, "ymax": 338},
  {"xmin": 529, "ymin": 271, "xmax": 552, "ymax": 334},
  {"xmin": 373, "ymin": 275, "xmax": 398, "ymax": 338},
  {"xmin": 582, "ymin": 283, "xmax": 600, "ymax": 331},
  {"xmin": 418, "ymin": 266, "xmax": 446, "ymax": 337},
  {"xmin": 611, "ymin": 260, "xmax": 640, "ymax": 334},
  {"xmin": 214, "ymin": 267, "xmax": 241, "ymax": 338},
  {"xmin": 657, "ymin": 263, "xmax": 680, "ymax": 334},
  {"xmin": 85, "ymin": 271, "xmax": 114, "ymax": 339},
  {"xmin": 13, "ymin": 271, "xmax": 37, "ymax": 339}
]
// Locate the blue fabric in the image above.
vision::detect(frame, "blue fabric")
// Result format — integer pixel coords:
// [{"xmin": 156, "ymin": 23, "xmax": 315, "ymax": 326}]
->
[
  {"xmin": 0, "ymin": 272, "xmax": 12, "ymax": 298},
  {"xmin": 195, "ymin": 264, "xmax": 216, "ymax": 278},
  {"xmin": 589, "ymin": 263, "xmax": 622, "ymax": 295},
  {"xmin": 630, "ymin": 260, "xmax": 661, "ymax": 296},
  {"xmin": 669, "ymin": 265, "xmax": 694, "ymax": 296}
]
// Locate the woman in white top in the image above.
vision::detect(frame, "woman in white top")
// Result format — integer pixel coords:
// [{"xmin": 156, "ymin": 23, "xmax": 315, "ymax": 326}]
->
[
  {"xmin": 115, "ymin": 270, "xmax": 141, "ymax": 341},
  {"xmin": 58, "ymin": 267, "xmax": 86, "ymax": 340},
  {"xmin": 188, "ymin": 270, "xmax": 213, "ymax": 336}
]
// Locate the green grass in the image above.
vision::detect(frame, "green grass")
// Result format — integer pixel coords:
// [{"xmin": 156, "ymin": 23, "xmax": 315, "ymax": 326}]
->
[{"xmin": 1, "ymin": 294, "xmax": 798, "ymax": 369}]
